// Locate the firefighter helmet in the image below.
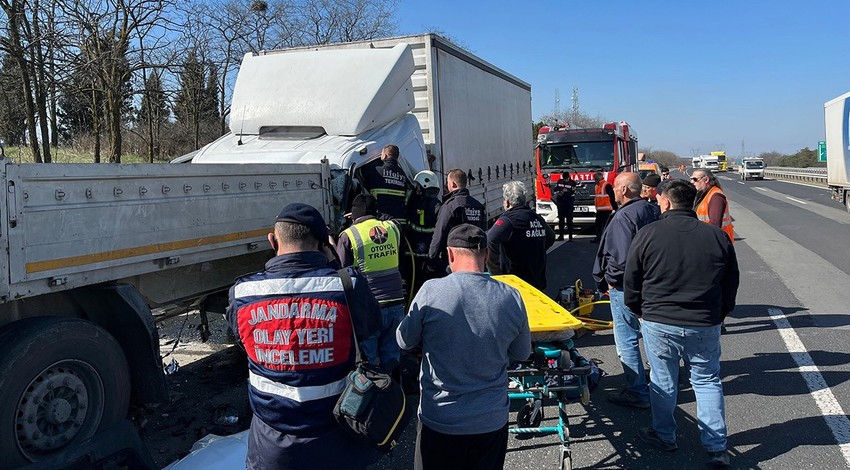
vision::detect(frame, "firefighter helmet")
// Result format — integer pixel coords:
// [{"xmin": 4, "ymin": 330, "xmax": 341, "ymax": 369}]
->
[{"xmin": 414, "ymin": 170, "xmax": 440, "ymax": 191}]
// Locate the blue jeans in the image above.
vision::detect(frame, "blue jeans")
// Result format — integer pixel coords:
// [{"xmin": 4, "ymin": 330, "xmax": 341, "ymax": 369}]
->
[
  {"xmin": 360, "ymin": 303, "xmax": 405, "ymax": 372},
  {"xmin": 609, "ymin": 288, "xmax": 649, "ymax": 401},
  {"xmin": 642, "ymin": 320, "xmax": 727, "ymax": 452}
]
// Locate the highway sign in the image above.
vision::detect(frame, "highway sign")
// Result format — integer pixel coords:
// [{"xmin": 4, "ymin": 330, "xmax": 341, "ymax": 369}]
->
[{"xmin": 818, "ymin": 140, "xmax": 826, "ymax": 162}]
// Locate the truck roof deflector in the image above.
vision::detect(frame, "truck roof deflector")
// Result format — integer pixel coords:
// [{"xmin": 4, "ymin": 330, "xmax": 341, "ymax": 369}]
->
[{"xmin": 230, "ymin": 43, "xmax": 416, "ymax": 137}]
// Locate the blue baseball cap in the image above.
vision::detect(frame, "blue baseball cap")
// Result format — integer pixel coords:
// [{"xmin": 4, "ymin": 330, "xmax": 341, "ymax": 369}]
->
[{"xmin": 275, "ymin": 203, "xmax": 328, "ymax": 241}]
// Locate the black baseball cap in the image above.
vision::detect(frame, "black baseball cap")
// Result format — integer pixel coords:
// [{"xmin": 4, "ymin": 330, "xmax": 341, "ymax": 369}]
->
[
  {"xmin": 643, "ymin": 173, "xmax": 662, "ymax": 188},
  {"xmin": 349, "ymin": 194, "xmax": 378, "ymax": 220},
  {"xmin": 447, "ymin": 224, "xmax": 487, "ymax": 250},
  {"xmin": 275, "ymin": 203, "xmax": 328, "ymax": 241}
]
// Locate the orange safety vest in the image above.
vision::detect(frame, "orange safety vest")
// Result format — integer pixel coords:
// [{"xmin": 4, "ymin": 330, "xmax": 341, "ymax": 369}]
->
[
  {"xmin": 595, "ymin": 181, "xmax": 613, "ymax": 211},
  {"xmin": 696, "ymin": 186, "xmax": 734, "ymax": 243}
]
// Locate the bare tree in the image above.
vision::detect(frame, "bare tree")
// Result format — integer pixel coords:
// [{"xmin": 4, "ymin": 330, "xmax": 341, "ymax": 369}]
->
[
  {"xmin": 62, "ymin": 0, "xmax": 173, "ymax": 162},
  {"xmin": 0, "ymin": 0, "xmax": 61, "ymax": 162},
  {"xmin": 299, "ymin": 0, "xmax": 397, "ymax": 46}
]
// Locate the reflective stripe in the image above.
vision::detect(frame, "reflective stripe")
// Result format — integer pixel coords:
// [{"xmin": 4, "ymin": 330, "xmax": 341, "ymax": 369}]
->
[
  {"xmin": 409, "ymin": 224, "xmax": 435, "ymax": 233},
  {"xmin": 696, "ymin": 186, "xmax": 734, "ymax": 243},
  {"xmin": 370, "ymin": 188, "xmax": 407, "ymax": 197},
  {"xmin": 249, "ymin": 371, "xmax": 346, "ymax": 403},
  {"xmin": 346, "ymin": 227, "xmax": 368, "ymax": 273},
  {"xmin": 234, "ymin": 276, "xmax": 350, "ymax": 299},
  {"xmin": 595, "ymin": 182, "xmax": 613, "ymax": 211}
]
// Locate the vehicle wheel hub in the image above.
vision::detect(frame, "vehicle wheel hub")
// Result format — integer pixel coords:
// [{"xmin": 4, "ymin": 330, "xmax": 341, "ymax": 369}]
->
[{"xmin": 16, "ymin": 363, "xmax": 91, "ymax": 457}]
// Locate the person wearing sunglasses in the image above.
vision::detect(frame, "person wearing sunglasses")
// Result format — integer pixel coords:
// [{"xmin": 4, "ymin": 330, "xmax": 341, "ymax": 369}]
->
[
  {"xmin": 660, "ymin": 166, "xmax": 671, "ymax": 181},
  {"xmin": 690, "ymin": 170, "xmax": 734, "ymax": 243}
]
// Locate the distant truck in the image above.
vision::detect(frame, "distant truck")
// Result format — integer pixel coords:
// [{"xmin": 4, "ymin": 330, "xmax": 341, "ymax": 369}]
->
[
  {"xmin": 739, "ymin": 157, "xmax": 765, "ymax": 180},
  {"xmin": 711, "ymin": 151, "xmax": 728, "ymax": 171},
  {"xmin": 692, "ymin": 156, "xmax": 701, "ymax": 169},
  {"xmin": 534, "ymin": 122, "xmax": 638, "ymax": 225},
  {"xmin": 0, "ymin": 34, "xmax": 533, "ymax": 466},
  {"xmin": 699, "ymin": 154, "xmax": 720, "ymax": 172},
  {"xmin": 825, "ymin": 91, "xmax": 850, "ymax": 213}
]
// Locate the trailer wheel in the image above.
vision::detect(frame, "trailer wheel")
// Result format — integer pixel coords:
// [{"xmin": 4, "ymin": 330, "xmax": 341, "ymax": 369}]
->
[
  {"xmin": 845, "ymin": 191, "xmax": 850, "ymax": 214},
  {"xmin": 0, "ymin": 317, "xmax": 130, "ymax": 466}
]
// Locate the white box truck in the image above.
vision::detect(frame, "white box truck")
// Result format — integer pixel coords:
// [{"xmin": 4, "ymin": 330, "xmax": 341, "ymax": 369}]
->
[
  {"xmin": 825, "ymin": 91, "xmax": 850, "ymax": 213},
  {"xmin": 192, "ymin": 34, "xmax": 534, "ymax": 223},
  {"xmin": 0, "ymin": 35, "xmax": 533, "ymax": 466}
]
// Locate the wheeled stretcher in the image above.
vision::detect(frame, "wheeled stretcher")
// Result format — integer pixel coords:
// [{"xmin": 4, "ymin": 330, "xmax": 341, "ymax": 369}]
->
[{"xmin": 493, "ymin": 275, "xmax": 595, "ymax": 470}]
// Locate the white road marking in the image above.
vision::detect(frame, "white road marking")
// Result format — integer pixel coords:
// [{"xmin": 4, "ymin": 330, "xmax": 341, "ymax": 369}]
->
[
  {"xmin": 785, "ymin": 196, "xmax": 809, "ymax": 205},
  {"xmin": 737, "ymin": 181, "xmax": 745, "ymax": 185},
  {"xmin": 743, "ymin": 186, "xmax": 849, "ymax": 224},
  {"xmin": 767, "ymin": 308, "xmax": 850, "ymax": 466}
]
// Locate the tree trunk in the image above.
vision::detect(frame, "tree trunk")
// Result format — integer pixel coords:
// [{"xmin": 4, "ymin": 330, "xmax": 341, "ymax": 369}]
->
[
  {"xmin": 5, "ymin": 0, "xmax": 42, "ymax": 162},
  {"xmin": 107, "ymin": 87, "xmax": 122, "ymax": 163},
  {"xmin": 31, "ymin": 0, "xmax": 51, "ymax": 162},
  {"xmin": 92, "ymin": 89, "xmax": 101, "ymax": 163}
]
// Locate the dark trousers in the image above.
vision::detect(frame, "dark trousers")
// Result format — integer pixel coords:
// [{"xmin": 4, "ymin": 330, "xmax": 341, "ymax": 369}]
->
[
  {"xmin": 557, "ymin": 204, "xmax": 574, "ymax": 239},
  {"xmin": 594, "ymin": 210, "xmax": 612, "ymax": 240},
  {"xmin": 414, "ymin": 421, "xmax": 508, "ymax": 470}
]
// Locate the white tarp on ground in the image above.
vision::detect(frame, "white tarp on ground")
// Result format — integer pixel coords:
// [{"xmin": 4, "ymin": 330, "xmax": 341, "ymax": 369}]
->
[{"xmin": 162, "ymin": 431, "xmax": 248, "ymax": 470}]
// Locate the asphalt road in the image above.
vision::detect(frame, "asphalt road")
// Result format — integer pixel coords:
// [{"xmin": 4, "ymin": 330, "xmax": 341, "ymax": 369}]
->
[
  {"xmin": 497, "ymin": 170, "xmax": 850, "ymax": 469},
  {"xmin": 150, "ymin": 169, "xmax": 850, "ymax": 470}
]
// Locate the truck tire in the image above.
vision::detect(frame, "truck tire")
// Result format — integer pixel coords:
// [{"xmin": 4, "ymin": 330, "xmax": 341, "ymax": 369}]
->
[
  {"xmin": 846, "ymin": 191, "xmax": 850, "ymax": 214},
  {"xmin": 0, "ymin": 317, "xmax": 131, "ymax": 467}
]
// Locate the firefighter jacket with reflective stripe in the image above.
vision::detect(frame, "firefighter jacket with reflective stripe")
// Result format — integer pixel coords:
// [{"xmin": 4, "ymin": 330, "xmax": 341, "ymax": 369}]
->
[
  {"xmin": 406, "ymin": 189, "xmax": 441, "ymax": 254},
  {"xmin": 595, "ymin": 181, "xmax": 614, "ymax": 211},
  {"xmin": 227, "ymin": 252, "xmax": 381, "ymax": 439},
  {"xmin": 360, "ymin": 158, "xmax": 412, "ymax": 223},
  {"xmin": 696, "ymin": 186, "xmax": 734, "ymax": 243},
  {"xmin": 338, "ymin": 216, "xmax": 405, "ymax": 305}
]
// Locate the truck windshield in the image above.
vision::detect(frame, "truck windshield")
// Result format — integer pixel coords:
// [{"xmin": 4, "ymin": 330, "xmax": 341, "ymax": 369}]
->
[
  {"xmin": 540, "ymin": 141, "xmax": 614, "ymax": 170},
  {"xmin": 745, "ymin": 161, "xmax": 764, "ymax": 169}
]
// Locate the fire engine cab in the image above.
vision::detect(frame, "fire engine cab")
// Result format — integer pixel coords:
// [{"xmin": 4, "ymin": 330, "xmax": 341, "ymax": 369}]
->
[{"xmin": 535, "ymin": 121, "xmax": 638, "ymax": 225}]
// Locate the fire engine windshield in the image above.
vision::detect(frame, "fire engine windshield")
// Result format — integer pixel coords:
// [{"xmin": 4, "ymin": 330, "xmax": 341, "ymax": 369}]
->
[{"xmin": 540, "ymin": 142, "xmax": 614, "ymax": 170}]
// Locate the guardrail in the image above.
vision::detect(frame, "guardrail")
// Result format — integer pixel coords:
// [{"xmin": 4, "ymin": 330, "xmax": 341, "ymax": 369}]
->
[{"xmin": 763, "ymin": 166, "xmax": 827, "ymax": 186}]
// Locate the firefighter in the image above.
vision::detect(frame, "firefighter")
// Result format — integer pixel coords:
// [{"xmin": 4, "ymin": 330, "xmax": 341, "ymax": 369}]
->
[
  {"xmin": 428, "ymin": 169, "xmax": 487, "ymax": 275},
  {"xmin": 593, "ymin": 171, "xmax": 618, "ymax": 242},
  {"xmin": 359, "ymin": 144, "xmax": 413, "ymax": 225},
  {"xmin": 486, "ymin": 181, "xmax": 555, "ymax": 290},
  {"xmin": 551, "ymin": 171, "xmax": 577, "ymax": 241},
  {"xmin": 691, "ymin": 169, "xmax": 734, "ymax": 243},
  {"xmin": 407, "ymin": 171, "xmax": 442, "ymax": 294}
]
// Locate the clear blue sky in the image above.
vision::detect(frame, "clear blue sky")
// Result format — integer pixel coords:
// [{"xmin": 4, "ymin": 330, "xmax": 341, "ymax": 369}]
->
[{"xmin": 396, "ymin": 1, "xmax": 850, "ymax": 158}]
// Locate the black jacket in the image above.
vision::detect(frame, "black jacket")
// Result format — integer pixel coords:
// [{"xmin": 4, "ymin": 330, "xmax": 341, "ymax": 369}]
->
[
  {"xmin": 593, "ymin": 197, "xmax": 660, "ymax": 290},
  {"xmin": 487, "ymin": 205, "xmax": 555, "ymax": 290},
  {"xmin": 624, "ymin": 209, "xmax": 739, "ymax": 326},
  {"xmin": 360, "ymin": 158, "xmax": 412, "ymax": 222},
  {"xmin": 428, "ymin": 188, "xmax": 486, "ymax": 264}
]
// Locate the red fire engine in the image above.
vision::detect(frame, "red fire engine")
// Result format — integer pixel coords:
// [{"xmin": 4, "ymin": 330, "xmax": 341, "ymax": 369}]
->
[{"xmin": 534, "ymin": 121, "xmax": 638, "ymax": 224}]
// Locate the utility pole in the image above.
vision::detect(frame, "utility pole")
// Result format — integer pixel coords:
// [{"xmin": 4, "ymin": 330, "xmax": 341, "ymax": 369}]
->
[{"xmin": 741, "ymin": 139, "xmax": 745, "ymax": 159}]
